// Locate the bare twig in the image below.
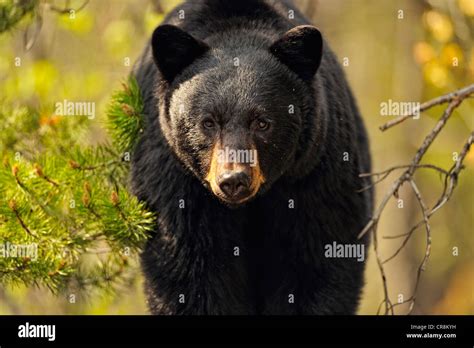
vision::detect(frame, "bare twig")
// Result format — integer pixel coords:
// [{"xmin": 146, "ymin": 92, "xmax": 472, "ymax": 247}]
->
[
  {"xmin": 48, "ymin": 0, "xmax": 90, "ymax": 14},
  {"xmin": 405, "ymin": 179, "xmax": 431, "ymax": 314},
  {"xmin": 430, "ymin": 131, "xmax": 473, "ymax": 214},
  {"xmin": 22, "ymin": 0, "xmax": 90, "ymax": 50},
  {"xmin": 24, "ymin": 8, "xmax": 43, "ymax": 51},
  {"xmin": 358, "ymin": 84, "xmax": 474, "ymax": 315},
  {"xmin": 372, "ymin": 220, "xmax": 394, "ymax": 315},
  {"xmin": 357, "ymin": 164, "xmax": 448, "ymax": 193},
  {"xmin": 359, "ymin": 95, "xmax": 467, "ymax": 240},
  {"xmin": 379, "ymin": 84, "xmax": 474, "ymax": 131}
]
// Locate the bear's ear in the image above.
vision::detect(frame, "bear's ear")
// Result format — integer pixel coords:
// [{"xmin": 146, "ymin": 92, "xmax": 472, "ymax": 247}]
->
[
  {"xmin": 151, "ymin": 25, "xmax": 209, "ymax": 82},
  {"xmin": 269, "ymin": 25, "xmax": 323, "ymax": 82}
]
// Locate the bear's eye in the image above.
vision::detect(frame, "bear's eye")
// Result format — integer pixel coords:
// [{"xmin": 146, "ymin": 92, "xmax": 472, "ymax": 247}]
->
[
  {"xmin": 202, "ymin": 118, "xmax": 216, "ymax": 129},
  {"xmin": 256, "ymin": 119, "xmax": 270, "ymax": 131}
]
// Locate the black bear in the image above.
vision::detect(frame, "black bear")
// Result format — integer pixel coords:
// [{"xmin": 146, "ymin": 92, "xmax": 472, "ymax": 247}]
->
[{"xmin": 131, "ymin": 0, "xmax": 373, "ymax": 315}]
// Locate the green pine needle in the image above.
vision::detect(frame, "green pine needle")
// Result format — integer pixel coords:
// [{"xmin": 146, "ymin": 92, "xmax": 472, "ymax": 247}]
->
[{"xmin": 106, "ymin": 77, "xmax": 145, "ymax": 154}]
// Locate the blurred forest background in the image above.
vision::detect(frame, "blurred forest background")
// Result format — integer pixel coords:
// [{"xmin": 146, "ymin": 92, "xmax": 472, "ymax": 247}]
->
[{"xmin": 0, "ymin": 0, "xmax": 472, "ymax": 314}]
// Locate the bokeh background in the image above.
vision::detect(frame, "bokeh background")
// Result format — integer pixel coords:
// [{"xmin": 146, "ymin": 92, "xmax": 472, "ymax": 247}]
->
[{"xmin": 0, "ymin": 0, "xmax": 472, "ymax": 314}]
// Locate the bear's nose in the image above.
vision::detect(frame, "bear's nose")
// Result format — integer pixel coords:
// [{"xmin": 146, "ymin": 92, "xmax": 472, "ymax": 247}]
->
[{"xmin": 217, "ymin": 171, "xmax": 251, "ymax": 199}]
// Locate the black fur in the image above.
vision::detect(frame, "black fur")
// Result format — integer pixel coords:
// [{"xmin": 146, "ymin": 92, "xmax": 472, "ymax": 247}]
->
[{"xmin": 131, "ymin": 0, "xmax": 373, "ymax": 315}]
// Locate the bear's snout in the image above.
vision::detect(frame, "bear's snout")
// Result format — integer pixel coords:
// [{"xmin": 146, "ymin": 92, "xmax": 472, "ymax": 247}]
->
[
  {"xmin": 205, "ymin": 142, "xmax": 265, "ymax": 206},
  {"xmin": 217, "ymin": 170, "xmax": 251, "ymax": 201}
]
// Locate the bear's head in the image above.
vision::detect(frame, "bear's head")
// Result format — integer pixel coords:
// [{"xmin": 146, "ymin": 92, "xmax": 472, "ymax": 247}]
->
[{"xmin": 151, "ymin": 24, "xmax": 324, "ymax": 206}]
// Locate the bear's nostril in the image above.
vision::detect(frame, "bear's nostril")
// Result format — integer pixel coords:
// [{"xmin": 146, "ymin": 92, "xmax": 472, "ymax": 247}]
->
[
  {"xmin": 218, "ymin": 172, "xmax": 250, "ymax": 199},
  {"xmin": 220, "ymin": 182, "xmax": 233, "ymax": 196}
]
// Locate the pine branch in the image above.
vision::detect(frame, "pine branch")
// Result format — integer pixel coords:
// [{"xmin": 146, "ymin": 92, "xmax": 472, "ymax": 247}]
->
[
  {"xmin": 0, "ymin": 78, "xmax": 154, "ymax": 295},
  {"xmin": 106, "ymin": 77, "xmax": 145, "ymax": 154}
]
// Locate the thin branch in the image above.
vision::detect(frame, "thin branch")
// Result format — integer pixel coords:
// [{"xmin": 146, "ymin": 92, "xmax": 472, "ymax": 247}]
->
[
  {"xmin": 360, "ymin": 164, "xmax": 449, "ymax": 178},
  {"xmin": 69, "ymin": 159, "xmax": 122, "ymax": 171},
  {"xmin": 373, "ymin": 220, "xmax": 394, "ymax": 315},
  {"xmin": 379, "ymin": 84, "xmax": 474, "ymax": 131},
  {"xmin": 405, "ymin": 179, "xmax": 432, "ymax": 314},
  {"xmin": 48, "ymin": 0, "xmax": 90, "ymax": 14},
  {"xmin": 383, "ymin": 132, "xmax": 472, "ymax": 243},
  {"xmin": 357, "ymin": 84, "xmax": 474, "ymax": 315},
  {"xmin": 430, "ymin": 131, "xmax": 473, "ymax": 214},
  {"xmin": 358, "ymin": 164, "xmax": 448, "ymax": 193},
  {"xmin": 8, "ymin": 200, "xmax": 36, "ymax": 239},
  {"xmin": 359, "ymin": 96, "xmax": 465, "ymax": 240}
]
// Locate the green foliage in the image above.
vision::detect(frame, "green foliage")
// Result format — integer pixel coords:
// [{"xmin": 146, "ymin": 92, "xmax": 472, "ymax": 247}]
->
[
  {"xmin": 0, "ymin": 79, "xmax": 154, "ymax": 295},
  {"xmin": 0, "ymin": 0, "xmax": 38, "ymax": 33},
  {"xmin": 0, "ymin": 103, "xmax": 90, "ymax": 160},
  {"xmin": 107, "ymin": 77, "xmax": 144, "ymax": 153}
]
